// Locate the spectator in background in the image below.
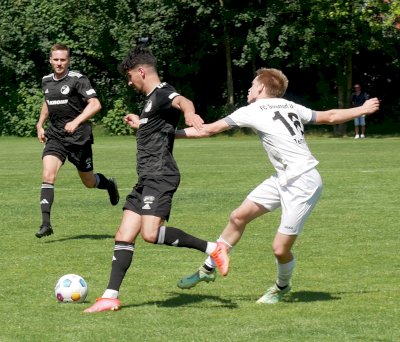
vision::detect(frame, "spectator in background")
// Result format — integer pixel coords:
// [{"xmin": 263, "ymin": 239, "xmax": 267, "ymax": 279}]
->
[{"xmin": 351, "ymin": 83, "xmax": 369, "ymax": 139}]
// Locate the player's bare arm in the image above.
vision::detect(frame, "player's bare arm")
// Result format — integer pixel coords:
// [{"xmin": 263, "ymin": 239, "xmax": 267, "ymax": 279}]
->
[
  {"xmin": 64, "ymin": 97, "xmax": 102, "ymax": 134},
  {"xmin": 315, "ymin": 97, "xmax": 379, "ymax": 125},
  {"xmin": 36, "ymin": 101, "xmax": 50, "ymax": 143},
  {"xmin": 171, "ymin": 95, "xmax": 204, "ymax": 130},
  {"xmin": 124, "ymin": 113, "xmax": 140, "ymax": 129},
  {"xmin": 176, "ymin": 119, "xmax": 230, "ymax": 138}
]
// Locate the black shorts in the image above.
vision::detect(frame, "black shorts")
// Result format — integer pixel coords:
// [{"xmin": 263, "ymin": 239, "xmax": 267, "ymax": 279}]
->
[
  {"xmin": 42, "ymin": 138, "xmax": 94, "ymax": 172},
  {"xmin": 123, "ymin": 176, "xmax": 180, "ymax": 221}
]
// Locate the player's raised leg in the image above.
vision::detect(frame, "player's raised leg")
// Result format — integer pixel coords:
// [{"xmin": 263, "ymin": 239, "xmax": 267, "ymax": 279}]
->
[
  {"xmin": 78, "ymin": 170, "xmax": 120, "ymax": 206},
  {"xmin": 178, "ymin": 199, "xmax": 267, "ymax": 289}
]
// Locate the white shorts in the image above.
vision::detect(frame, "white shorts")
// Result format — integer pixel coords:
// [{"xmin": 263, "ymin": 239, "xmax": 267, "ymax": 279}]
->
[{"xmin": 247, "ymin": 168, "xmax": 322, "ymax": 235}]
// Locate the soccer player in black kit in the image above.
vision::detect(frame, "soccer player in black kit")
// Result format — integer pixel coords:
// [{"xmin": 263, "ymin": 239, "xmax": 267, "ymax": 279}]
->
[
  {"xmin": 84, "ymin": 45, "xmax": 229, "ymax": 313},
  {"xmin": 35, "ymin": 44, "xmax": 119, "ymax": 238}
]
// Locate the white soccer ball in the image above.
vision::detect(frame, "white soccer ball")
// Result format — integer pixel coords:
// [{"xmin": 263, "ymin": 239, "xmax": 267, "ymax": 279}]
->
[{"xmin": 55, "ymin": 274, "xmax": 88, "ymax": 303}]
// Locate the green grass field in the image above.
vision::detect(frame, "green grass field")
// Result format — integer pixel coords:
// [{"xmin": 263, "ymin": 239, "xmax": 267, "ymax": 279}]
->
[{"xmin": 0, "ymin": 135, "xmax": 398, "ymax": 342}]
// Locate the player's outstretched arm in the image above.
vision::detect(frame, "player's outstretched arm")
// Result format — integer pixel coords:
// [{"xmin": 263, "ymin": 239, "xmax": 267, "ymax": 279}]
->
[
  {"xmin": 176, "ymin": 119, "xmax": 230, "ymax": 139},
  {"xmin": 315, "ymin": 97, "xmax": 380, "ymax": 125},
  {"xmin": 172, "ymin": 95, "xmax": 204, "ymax": 130}
]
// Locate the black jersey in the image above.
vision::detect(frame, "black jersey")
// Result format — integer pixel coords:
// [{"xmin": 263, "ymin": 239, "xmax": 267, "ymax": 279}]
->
[
  {"xmin": 42, "ymin": 70, "xmax": 98, "ymax": 145},
  {"xmin": 136, "ymin": 82, "xmax": 181, "ymax": 177}
]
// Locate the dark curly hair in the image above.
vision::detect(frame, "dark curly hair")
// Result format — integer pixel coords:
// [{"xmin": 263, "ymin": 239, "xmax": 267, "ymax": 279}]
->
[{"xmin": 118, "ymin": 45, "xmax": 157, "ymax": 74}]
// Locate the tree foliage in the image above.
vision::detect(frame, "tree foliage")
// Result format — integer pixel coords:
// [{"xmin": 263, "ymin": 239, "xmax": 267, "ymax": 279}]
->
[{"xmin": 0, "ymin": 0, "xmax": 399, "ymax": 136}]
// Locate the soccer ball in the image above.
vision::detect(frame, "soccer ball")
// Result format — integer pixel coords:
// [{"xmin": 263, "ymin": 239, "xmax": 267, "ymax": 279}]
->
[{"xmin": 55, "ymin": 274, "xmax": 88, "ymax": 303}]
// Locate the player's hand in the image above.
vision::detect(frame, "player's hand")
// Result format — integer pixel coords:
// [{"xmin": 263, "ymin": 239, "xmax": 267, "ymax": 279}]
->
[
  {"xmin": 37, "ymin": 126, "xmax": 46, "ymax": 143},
  {"xmin": 362, "ymin": 97, "xmax": 380, "ymax": 115},
  {"xmin": 124, "ymin": 113, "xmax": 140, "ymax": 129},
  {"xmin": 64, "ymin": 120, "xmax": 79, "ymax": 134},
  {"xmin": 184, "ymin": 112, "xmax": 204, "ymax": 130}
]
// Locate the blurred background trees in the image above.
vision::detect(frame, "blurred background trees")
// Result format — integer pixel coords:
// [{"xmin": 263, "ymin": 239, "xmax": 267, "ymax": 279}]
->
[{"xmin": 1, "ymin": 0, "xmax": 399, "ymax": 136}]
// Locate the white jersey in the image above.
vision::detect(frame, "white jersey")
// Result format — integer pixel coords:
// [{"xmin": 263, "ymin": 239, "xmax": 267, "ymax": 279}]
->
[{"xmin": 224, "ymin": 98, "xmax": 319, "ymax": 185}]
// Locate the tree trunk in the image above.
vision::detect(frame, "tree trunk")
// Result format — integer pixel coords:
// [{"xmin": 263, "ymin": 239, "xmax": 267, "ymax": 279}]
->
[
  {"xmin": 334, "ymin": 54, "xmax": 352, "ymax": 136},
  {"xmin": 223, "ymin": 30, "xmax": 234, "ymax": 107},
  {"xmin": 219, "ymin": 0, "xmax": 234, "ymax": 108}
]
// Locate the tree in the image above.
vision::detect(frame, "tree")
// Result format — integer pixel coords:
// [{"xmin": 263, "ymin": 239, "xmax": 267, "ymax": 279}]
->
[{"xmin": 235, "ymin": 0, "xmax": 399, "ymax": 135}]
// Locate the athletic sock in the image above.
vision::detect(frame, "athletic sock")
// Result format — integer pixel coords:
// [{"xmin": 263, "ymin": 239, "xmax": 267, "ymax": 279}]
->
[
  {"xmin": 102, "ymin": 289, "xmax": 119, "ymax": 299},
  {"xmin": 276, "ymin": 257, "xmax": 295, "ymax": 288},
  {"xmin": 95, "ymin": 173, "xmax": 109, "ymax": 190},
  {"xmin": 156, "ymin": 226, "xmax": 207, "ymax": 252},
  {"xmin": 106, "ymin": 241, "xmax": 134, "ymax": 291},
  {"xmin": 204, "ymin": 236, "xmax": 233, "ymax": 269},
  {"xmin": 40, "ymin": 183, "xmax": 54, "ymax": 226}
]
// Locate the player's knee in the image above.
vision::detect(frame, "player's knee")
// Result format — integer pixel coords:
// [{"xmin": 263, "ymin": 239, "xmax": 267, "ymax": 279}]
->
[
  {"xmin": 141, "ymin": 227, "xmax": 158, "ymax": 243},
  {"xmin": 229, "ymin": 210, "xmax": 245, "ymax": 228},
  {"xmin": 272, "ymin": 243, "xmax": 290, "ymax": 259},
  {"xmin": 42, "ymin": 172, "xmax": 56, "ymax": 184}
]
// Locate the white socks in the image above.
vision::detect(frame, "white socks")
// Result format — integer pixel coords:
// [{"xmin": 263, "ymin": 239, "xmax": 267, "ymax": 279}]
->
[
  {"xmin": 102, "ymin": 289, "xmax": 119, "ymax": 299},
  {"xmin": 276, "ymin": 258, "xmax": 295, "ymax": 288}
]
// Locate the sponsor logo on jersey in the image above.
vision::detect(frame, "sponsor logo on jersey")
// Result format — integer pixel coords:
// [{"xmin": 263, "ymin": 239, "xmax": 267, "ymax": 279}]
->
[
  {"xmin": 46, "ymin": 99, "xmax": 68, "ymax": 105},
  {"xmin": 61, "ymin": 85, "xmax": 70, "ymax": 95},
  {"xmin": 144, "ymin": 100, "xmax": 152, "ymax": 113},
  {"xmin": 86, "ymin": 89, "xmax": 96, "ymax": 95},
  {"xmin": 142, "ymin": 196, "xmax": 155, "ymax": 210},
  {"xmin": 140, "ymin": 118, "xmax": 148, "ymax": 124},
  {"xmin": 260, "ymin": 103, "xmax": 294, "ymax": 110},
  {"xmin": 45, "ymin": 89, "xmax": 49, "ymax": 94}
]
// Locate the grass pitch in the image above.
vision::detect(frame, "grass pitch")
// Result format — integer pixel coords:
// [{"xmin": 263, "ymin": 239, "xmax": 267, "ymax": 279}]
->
[{"xmin": 0, "ymin": 135, "xmax": 398, "ymax": 341}]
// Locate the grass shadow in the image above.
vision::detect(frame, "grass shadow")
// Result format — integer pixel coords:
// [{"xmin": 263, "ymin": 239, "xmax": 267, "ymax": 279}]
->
[
  {"xmin": 285, "ymin": 290, "xmax": 341, "ymax": 303},
  {"xmin": 122, "ymin": 292, "xmax": 238, "ymax": 309},
  {"xmin": 43, "ymin": 234, "xmax": 114, "ymax": 243}
]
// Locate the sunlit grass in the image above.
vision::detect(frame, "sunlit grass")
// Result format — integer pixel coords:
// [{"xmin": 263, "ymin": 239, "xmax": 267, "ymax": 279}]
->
[{"xmin": 0, "ymin": 135, "xmax": 398, "ymax": 341}]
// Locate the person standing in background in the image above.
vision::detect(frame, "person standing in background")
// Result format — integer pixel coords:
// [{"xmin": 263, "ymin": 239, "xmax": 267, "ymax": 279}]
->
[{"xmin": 351, "ymin": 83, "xmax": 369, "ymax": 139}]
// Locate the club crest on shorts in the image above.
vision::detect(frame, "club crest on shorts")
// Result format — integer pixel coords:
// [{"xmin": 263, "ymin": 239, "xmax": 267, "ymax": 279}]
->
[
  {"xmin": 85, "ymin": 157, "xmax": 92, "ymax": 169},
  {"xmin": 142, "ymin": 196, "xmax": 155, "ymax": 210}
]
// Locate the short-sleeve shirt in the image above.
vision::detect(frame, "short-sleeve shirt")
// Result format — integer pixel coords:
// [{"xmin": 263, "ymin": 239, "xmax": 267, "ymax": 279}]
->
[
  {"xmin": 351, "ymin": 92, "xmax": 368, "ymax": 107},
  {"xmin": 224, "ymin": 98, "xmax": 318, "ymax": 185},
  {"xmin": 136, "ymin": 82, "xmax": 181, "ymax": 178},
  {"xmin": 42, "ymin": 70, "xmax": 98, "ymax": 145}
]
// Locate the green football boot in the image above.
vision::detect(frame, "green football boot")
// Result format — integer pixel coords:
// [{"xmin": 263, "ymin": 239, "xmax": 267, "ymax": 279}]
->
[
  {"xmin": 256, "ymin": 284, "xmax": 291, "ymax": 304},
  {"xmin": 177, "ymin": 266, "xmax": 217, "ymax": 289}
]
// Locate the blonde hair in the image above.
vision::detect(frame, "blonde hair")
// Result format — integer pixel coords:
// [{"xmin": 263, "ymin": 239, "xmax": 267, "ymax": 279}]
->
[
  {"xmin": 50, "ymin": 44, "xmax": 70, "ymax": 58},
  {"xmin": 256, "ymin": 68, "xmax": 288, "ymax": 98}
]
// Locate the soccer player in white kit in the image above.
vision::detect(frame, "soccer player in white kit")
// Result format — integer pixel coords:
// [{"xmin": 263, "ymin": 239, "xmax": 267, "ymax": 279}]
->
[{"xmin": 176, "ymin": 68, "xmax": 380, "ymax": 303}]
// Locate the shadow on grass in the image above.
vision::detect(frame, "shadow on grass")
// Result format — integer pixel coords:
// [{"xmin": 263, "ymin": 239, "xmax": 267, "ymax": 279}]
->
[
  {"xmin": 122, "ymin": 292, "xmax": 238, "ymax": 309},
  {"xmin": 285, "ymin": 291, "xmax": 341, "ymax": 303},
  {"xmin": 43, "ymin": 234, "xmax": 114, "ymax": 243}
]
